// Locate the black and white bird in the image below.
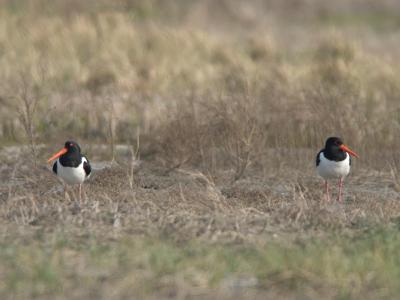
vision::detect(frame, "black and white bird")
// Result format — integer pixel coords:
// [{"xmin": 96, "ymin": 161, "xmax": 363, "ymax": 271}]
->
[
  {"xmin": 47, "ymin": 141, "xmax": 91, "ymax": 200},
  {"xmin": 316, "ymin": 137, "xmax": 359, "ymax": 202}
]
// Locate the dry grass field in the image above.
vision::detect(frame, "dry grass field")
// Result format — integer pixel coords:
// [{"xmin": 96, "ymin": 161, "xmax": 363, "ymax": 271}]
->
[{"xmin": 1, "ymin": 0, "xmax": 400, "ymax": 299}]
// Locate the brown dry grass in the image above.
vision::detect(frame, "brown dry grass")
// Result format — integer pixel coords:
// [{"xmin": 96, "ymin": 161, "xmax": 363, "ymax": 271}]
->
[
  {"xmin": 1, "ymin": 144, "xmax": 400, "ymax": 299},
  {"xmin": 1, "ymin": 0, "xmax": 400, "ymax": 299}
]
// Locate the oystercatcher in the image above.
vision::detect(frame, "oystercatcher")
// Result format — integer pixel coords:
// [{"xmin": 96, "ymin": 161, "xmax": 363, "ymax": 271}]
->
[
  {"xmin": 47, "ymin": 141, "xmax": 91, "ymax": 200},
  {"xmin": 316, "ymin": 137, "xmax": 359, "ymax": 202}
]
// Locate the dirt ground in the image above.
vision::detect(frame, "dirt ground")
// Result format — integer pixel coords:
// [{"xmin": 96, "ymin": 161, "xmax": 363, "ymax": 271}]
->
[{"xmin": 2, "ymin": 145, "xmax": 399, "ymax": 236}]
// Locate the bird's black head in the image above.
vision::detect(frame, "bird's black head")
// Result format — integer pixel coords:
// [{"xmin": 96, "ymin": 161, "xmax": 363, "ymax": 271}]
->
[
  {"xmin": 325, "ymin": 137, "xmax": 343, "ymax": 151},
  {"xmin": 64, "ymin": 141, "xmax": 81, "ymax": 154},
  {"xmin": 323, "ymin": 136, "xmax": 359, "ymax": 161},
  {"xmin": 323, "ymin": 137, "xmax": 346, "ymax": 161},
  {"xmin": 48, "ymin": 140, "xmax": 83, "ymax": 164}
]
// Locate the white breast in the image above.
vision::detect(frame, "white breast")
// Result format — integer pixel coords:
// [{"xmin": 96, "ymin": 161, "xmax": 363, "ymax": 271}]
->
[
  {"xmin": 57, "ymin": 158, "xmax": 88, "ymax": 184},
  {"xmin": 317, "ymin": 152, "xmax": 350, "ymax": 180}
]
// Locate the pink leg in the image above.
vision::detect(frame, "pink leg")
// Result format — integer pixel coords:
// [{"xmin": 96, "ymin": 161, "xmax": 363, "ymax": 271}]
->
[
  {"xmin": 337, "ymin": 178, "xmax": 344, "ymax": 202},
  {"xmin": 324, "ymin": 180, "xmax": 330, "ymax": 202}
]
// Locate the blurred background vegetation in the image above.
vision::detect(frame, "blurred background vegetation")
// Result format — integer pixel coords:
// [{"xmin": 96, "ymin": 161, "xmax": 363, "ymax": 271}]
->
[{"xmin": 1, "ymin": 0, "xmax": 400, "ymax": 170}]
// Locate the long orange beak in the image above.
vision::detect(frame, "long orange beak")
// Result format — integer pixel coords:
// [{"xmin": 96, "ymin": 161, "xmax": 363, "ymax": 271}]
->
[
  {"xmin": 47, "ymin": 147, "xmax": 68, "ymax": 163},
  {"xmin": 340, "ymin": 144, "xmax": 359, "ymax": 158}
]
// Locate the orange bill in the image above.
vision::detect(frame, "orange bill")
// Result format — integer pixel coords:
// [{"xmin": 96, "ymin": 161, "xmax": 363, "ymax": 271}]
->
[
  {"xmin": 340, "ymin": 144, "xmax": 359, "ymax": 158},
  {"xmin": 47, "ymin": 147, "xmax": 68, "ymax": 163}
]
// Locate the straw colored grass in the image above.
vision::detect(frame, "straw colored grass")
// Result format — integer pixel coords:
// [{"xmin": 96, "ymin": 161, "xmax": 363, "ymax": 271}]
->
[{"xmin": 1, "ymin": 1, "xmax": 400, "ymax": 299}]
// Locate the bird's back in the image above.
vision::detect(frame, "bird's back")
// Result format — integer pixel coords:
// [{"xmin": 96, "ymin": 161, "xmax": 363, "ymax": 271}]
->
[{"xmin": 82, "ymin": 156, "xmax": 91, "ymax": 178}]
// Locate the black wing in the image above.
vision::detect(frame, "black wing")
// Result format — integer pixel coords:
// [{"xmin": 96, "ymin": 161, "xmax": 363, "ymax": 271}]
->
[
  {"xmin": 349, "ymin": 154, "xmax": 352, "ymax": 166},
  {"xmin": 316, "ymin": 150, "xmax": 323, "ymax": 167},
  {"xmin": 83, "ymin": 157, "xmax": 91, "ymax": 177},
  {"xmin": 52, "ymin": 161, "xmax": 57, "ymax": 174}
]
